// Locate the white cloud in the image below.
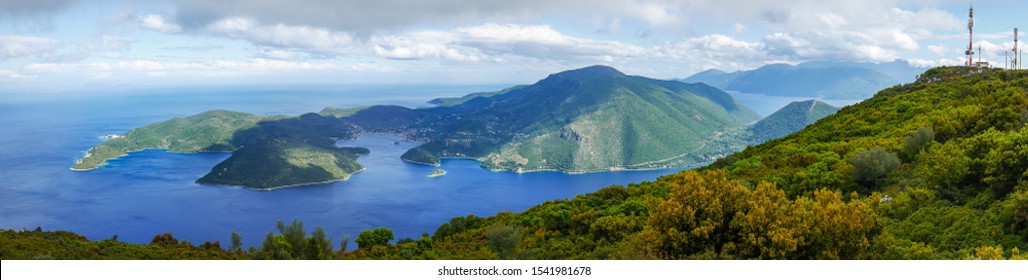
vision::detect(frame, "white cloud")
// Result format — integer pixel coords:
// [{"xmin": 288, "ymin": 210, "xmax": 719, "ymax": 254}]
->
[
  {"xmin": 138, "ymin": 14, "xmax": 183, "ymax": 33},
  {"xmin": 927, "ymin": 45, "xmax": 949, "ymax": 56},
  {"xmin": 655, "ymin": 34, "xmax": 766, "ymax": 71},
  {"xmin": 907, "ymin": 57, "xmax": 964, "ymax": 68},
  {"xmin": 0, "ymin": 36, "xmax": 60, "ymax": 61},
  {"xmin": 0, "ymin": 69, "xmax": 38, "ymax": 79},
  {"xmin": 203, "ymin": 17, "xmax": 356, "ymax": 56},
  {"xmin": 371, "ymin": 23, "xmax": 647, "ymax": 64}
]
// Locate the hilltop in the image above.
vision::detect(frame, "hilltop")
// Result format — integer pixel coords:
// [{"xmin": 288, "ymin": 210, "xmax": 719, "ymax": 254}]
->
[
  {"xmin": 400, "ymin": 65, "xmax": 760, "ymax": 171},
  {"xmin": 747, "ymin": 100, "xmax": 840, "ymax": 143}
]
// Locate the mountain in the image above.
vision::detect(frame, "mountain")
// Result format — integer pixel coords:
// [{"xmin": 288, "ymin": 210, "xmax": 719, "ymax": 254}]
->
[
  {"xmin": 747, "ymin": 100, "xmax": 840, "ymax": 143},
  {"xmin": 796, "ymin": 59, "xmax": 924, "ymax": 83},
  {"xmin": 681, "ymin": 60, "xmax": 922, "ymax": 99},
  {"xmin": 72, "ymin": 65, "xmax": 761, "ymax": 188},
  {"xmin": 398, "ymin": 65, "xmax": 761, "ymax": 171}
]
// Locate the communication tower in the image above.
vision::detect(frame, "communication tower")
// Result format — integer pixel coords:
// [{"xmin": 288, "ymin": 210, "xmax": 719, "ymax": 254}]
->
[
  {"xmin": 966, "ymin": 1, "xmax": 974, "ymax": 66},
  {"xmin": 1014, "ymin": 28, "xmax": 1020, "ymax": 70}
]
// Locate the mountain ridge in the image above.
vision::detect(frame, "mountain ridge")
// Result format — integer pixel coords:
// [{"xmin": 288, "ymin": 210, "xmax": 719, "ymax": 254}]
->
[{"xmin": 682, "ymin": 60, "xmax": 923, "ymax": 99}]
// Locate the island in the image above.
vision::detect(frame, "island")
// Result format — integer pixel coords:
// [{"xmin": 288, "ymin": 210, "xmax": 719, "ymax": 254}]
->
[
  {"xmin": 71, "ymin": 65, "xmax": 840, "ymax": 189},
  {"xmin": 427, "ymin": 168, "xmax": 446, "ymax": 177}
]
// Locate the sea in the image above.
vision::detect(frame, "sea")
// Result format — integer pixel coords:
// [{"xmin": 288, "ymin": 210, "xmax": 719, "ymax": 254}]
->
[{"xmin": 0, "ymin": 85, "xmax": 863, "ymax": 249}]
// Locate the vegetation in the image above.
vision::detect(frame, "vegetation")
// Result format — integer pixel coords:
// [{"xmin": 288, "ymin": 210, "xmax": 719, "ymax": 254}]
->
[
  {"xmin": 72, "ymin": 110, "xmax": 277, "ymax": 170},
  {"xmin": 318, "ymin": 106, "xmax": 369, "ymax": 118},
  {"xmin": 401, "ymin": 147, "xmax": 439, "ymax": 166},
  {"xmin": 414, "ymin": 65, "xmax": 760, "ymax": 172},
  {"xmin": 748, "ymin": 100, "xmax": 840, "ymax": 143},
  {"xmin": 0, "ymin": 228, "xmax": 244, "ymax": 260},
  {"xmin": 196, "ymin": 138, "xmax": 368, "ymax": 189},
  {"xmin": 428, "ymin": 85, "xmax": 527, "ymax": 107}
]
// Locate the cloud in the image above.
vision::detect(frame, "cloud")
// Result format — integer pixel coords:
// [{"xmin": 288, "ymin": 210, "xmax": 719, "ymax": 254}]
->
[
  {"xmin": 0, "ymin": 36, "xmax": 61, "ymax": 61},
  {"xmin": 371, "ymin": 23, "xmax": 647, "ymax": 64},
  {"xmin": 655, "ymin": 34, "xmax": 765, "ymax": 70},
  {"xmin": 152, "ymin": 0, "xmax": 965, "ymax": 67},
  {"xmin": 0, "ymin": 69, "xmax": 38, "ymax": 79},
  {"xmin": 203, "ymin": 17, "xmax": 356, "ymax": 57},
  {"xmin": 907, "ymin": 57, "xmax": 965, "ymax": 68},
  {"xmin": 12, "ymin": 58, "xmax": 357, "ymax": 83},
  {"xmin": 927, "ymin": 45, "xmax": 949, "ymax": 56},
  {"xmin": 138, "ymin": 14, "xmax": 182, "ymax": 33},
  {"xmin": 0, "ymin": 0, "xmax": 78, "ymax": 18}
]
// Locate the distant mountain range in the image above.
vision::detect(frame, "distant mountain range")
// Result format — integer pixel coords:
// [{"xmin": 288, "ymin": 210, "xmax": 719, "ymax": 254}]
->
[
  {"xmin": 73, "ymin": 65, "xmax": 842, "ymax": 189},
  {"xmin": 682, "ymin": 60, "xmax": 925, "ymax": 99}
]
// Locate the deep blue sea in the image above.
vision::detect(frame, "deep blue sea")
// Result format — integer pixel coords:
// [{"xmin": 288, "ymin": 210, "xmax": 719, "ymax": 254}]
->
[{"xmin": 0, "ymin": 85, "xmax": 863, "ymax": 249}]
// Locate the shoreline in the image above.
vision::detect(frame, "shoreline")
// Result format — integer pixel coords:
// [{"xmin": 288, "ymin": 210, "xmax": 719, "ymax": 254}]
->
[
  {"xmin": 441, "ymin": 157, "xmax": 710, "ymax": 175},
  {"xmin": 400, "ymin": 158, "xmax": 440, "ymax": 167},
  {"xmin": 72, "ymin": 147, "xmax": 235, "ymax": 171},
  {"xmin": 196, "ymin": 167, "xmax": 366, "ymax": 191}
]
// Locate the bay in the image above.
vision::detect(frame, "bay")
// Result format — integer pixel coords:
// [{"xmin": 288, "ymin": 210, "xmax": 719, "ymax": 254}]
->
[{"xmin": 0, "ymin": 85, "xmax": 690, "ymax": 249}]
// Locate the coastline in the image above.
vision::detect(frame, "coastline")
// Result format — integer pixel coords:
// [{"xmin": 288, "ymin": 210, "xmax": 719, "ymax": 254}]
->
[
  {"xmin": 72, "ymin": 147, "xmax": 235, "ymax": 171},
  {"xmin": 196, "ymin": 167, "xmax": 366, "ymax": 191},
  {"xmin": 442, "ymin": 157, "xmax": 710, "ymax": 175},
  {"xmin": 400, "ymin": 158, "xmax": 440, "ymax": 167}
]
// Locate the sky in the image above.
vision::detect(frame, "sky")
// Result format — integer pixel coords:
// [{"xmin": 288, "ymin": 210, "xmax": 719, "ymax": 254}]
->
[{"xmin": 0, "ymin": 0, "xmax": 1025, "ymax": 92}]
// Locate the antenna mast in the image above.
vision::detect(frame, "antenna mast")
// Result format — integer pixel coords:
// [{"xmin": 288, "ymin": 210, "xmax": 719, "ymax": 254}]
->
[
  {"xmin": 966, "ymin": 0, "xmax": 974, "ymax": 67},
  {"xmin": 1015, "ymin": 28, "xmax": 1020, "ymax": 70}
]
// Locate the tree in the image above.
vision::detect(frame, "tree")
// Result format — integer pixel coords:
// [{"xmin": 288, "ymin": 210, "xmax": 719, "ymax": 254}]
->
[
  {"xmin": 902, "ymin": 127, "xmax": 935, "ymax": 160},
  {"xmin": 276, "ymin": 220, "xmax": 307, "ymax": 259},
  {"xmin": 355, "ymin": 227, "xmax": 394, "ymax": 249},
  {"xmin": 484, "ymin": 224, "xmax": 522, "ymax": 259},
  {"xmin": 339, "ymin": 234, "xmax": 350, "ymax": 253},
  {"xmin": 848, "ymin": 147, "xmax": 900, "ymax": 189},
  {"xmin": 638, "ymin": 170, "xmax": 749, "ymax": 259},
  {"xmin": 230, "ymin": 231, "xmax": 242, "ymax": 252},
  {"xmin": 150, "ymin": 232, "xmax": 179, "ymax": 247},
  {"xmin": 973, "ymin": 245, "xmax": 1004, "ymax": 260},
  {"xmin": 307, "ymin": 227, "xmax": 333, "ymax": 260}
]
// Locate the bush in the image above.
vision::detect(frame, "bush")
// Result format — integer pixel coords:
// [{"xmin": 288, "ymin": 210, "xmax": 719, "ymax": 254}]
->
[
  {"xmin": 901, "ymin": 127, "xmax": 934, "ymax": 159},
  {"xmin": 848, "ymin": 148, "xmax": 901, "ymax": 188},
  {"xmin": 355, "ymin": 227, "xmax": 394, "ymax": 249},
  {"xmin": 483, "ymin": 224, "xmax": 522, "ymax": 259}
]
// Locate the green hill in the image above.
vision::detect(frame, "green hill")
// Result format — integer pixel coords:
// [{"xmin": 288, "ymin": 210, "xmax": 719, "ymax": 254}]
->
[
  {"xmin": 404, "ymin": 65, "xmax": 761, "ymax": 171},
  {"xmin": 71, "ymin": 110, "xmax": 279, "ymax": 170},
  {"xmin": 197, "ymin": 138, "xmax": 368, "ymax": 190},
  {"xmin": 748, "ymin": 100, "xmax": 840, "ymax": 143}
]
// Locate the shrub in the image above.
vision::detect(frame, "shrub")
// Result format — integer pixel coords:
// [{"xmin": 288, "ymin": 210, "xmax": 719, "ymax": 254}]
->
[{"xmin": 848, "ymin": 148, "xmax": 901, "ymax": 188}]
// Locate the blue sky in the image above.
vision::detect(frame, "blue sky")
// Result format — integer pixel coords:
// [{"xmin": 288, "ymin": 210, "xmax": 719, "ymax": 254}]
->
[{"xmin": 1, "ymin": 0, "xmax": 1025, "ymax": 92}]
